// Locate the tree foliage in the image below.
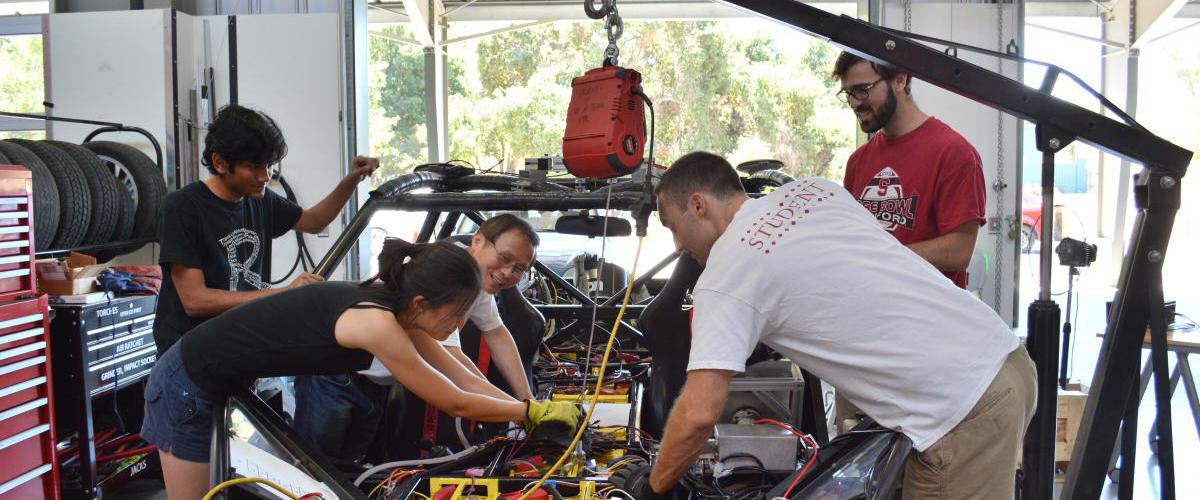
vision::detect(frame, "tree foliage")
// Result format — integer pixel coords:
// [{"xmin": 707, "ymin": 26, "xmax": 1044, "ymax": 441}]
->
[
  {"xmin": 0, "ymin": 35, "xmax": 47, "ymax": 139},
  {"xmin": 368, "ymin": 19, "xmax": 855, "ymax": 183}
]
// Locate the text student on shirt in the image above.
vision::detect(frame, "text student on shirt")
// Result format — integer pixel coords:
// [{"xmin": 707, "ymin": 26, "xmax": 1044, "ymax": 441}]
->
[{"xmin": 612, "ymin": 152, "xmax": 1035, "ymax": 500}]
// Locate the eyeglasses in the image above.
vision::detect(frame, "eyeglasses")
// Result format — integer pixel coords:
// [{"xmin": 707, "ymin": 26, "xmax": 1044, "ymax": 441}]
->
[
  {"xmin": 496, "ymin": 250, "xmax": 530, "ymax": 277},
  {"xmin": 835, "ymin": 78, "xmax": 886, "ymax": 104}
]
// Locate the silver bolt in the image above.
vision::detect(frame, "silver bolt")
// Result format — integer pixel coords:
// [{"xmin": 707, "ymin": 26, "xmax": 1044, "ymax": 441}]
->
[
  {"xmin": 1161, "ymin": 176, "xmax": 1177, "ymax": 190},
  {"xmin": 885, "ymin": 40, "xmax": 897, "ymax": 51},
  {"xmin": 1148, "ymin": 250, "xmax": 1164, "ymax": 263},
  {"xmin": 1048, "ymin": 138, "xmax": 1061, "ymax": 149}
]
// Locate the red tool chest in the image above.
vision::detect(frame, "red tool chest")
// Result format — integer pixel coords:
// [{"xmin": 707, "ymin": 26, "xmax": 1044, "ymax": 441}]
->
[
  {"xmin": 0, "ymin": 165, "xmax": 59, "ymax": 499},
  {"xmin": 0, "ymin": 166, "xmax": 36, "ymax": 302},
  {"xmin": 0, "ymin": 296, "xmax": 58, "ymax": 499}
]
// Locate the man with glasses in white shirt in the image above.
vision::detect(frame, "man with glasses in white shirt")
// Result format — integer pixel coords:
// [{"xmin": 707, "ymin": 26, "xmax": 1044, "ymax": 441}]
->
[{"xmin": 293, "ymin": 215, "xmax": 539, "ymax": 461}]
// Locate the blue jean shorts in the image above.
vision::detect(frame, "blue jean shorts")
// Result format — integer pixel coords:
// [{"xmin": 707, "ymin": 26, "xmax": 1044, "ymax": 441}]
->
[{"xmin": 140, "ymin": 342, "xmax": 214, "ymax": 462}]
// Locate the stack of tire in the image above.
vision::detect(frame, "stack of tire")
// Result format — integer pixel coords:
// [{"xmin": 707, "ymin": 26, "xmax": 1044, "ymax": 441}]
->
[{"xmin": 0, "ymin": 139, "xmax": 167, "ymax": 262}]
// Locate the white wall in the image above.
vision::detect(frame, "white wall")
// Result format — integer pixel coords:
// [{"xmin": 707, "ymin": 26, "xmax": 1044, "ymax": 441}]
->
[
  {"xmin": 45, "ymin": 9, "xmax": 176, "ymax": 266},
  {"xmin": 45, "ymin": 9, "xmax": 354, "ymax": 279},
  {"xmin": 195, "ymin": 13, "xmax": 351, "ymax": 282},
  {"xmin": 45, "ymin": 9, "xmax": 174, "ymax": 169}
]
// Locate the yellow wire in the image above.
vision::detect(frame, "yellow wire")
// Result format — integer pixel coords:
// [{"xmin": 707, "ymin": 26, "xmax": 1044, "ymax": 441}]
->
[
  {"xmin": 367, "ymin": 472, "xmax": 393, "ymax": 497},
  {"xmin": 367, "ymin": 469, "xmax": 410, "ymax": 498},
  {"xmin": 518, "ymin": 237, "xmax": 644, "ymax": 500},
  {"xmin": 202, "ymin": 477, "xmax": 302, "ymax": 500}
]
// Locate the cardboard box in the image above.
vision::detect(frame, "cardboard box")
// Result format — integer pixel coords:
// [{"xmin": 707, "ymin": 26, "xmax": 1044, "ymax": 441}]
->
[
  {"xmin": 1056, "ymin": 386, "xmax": 1089, "ymax": 466},
  {"xmin": 35, "ymin": 252, "xmax": 105, "ymax": 296}
]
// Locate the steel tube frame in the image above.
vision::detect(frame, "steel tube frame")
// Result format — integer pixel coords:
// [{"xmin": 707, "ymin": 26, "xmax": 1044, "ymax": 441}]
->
[
  {"xmin": 719, "ymin": 1, "xmax": 1190, "ymax": 173},
  {"xmin": 720, "ymin": 2, "xmax": 1191, "ymax": 498},
  {"xmin": 209, "ymin": 388, "xmax": 366, "ymax": 499}
]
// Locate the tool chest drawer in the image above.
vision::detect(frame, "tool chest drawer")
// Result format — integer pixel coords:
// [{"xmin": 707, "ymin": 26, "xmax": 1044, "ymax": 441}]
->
[
  {"xmin": 0, "ymin": 166, "xmax": 35, "ymax": 302},
  {"xmin": 0, "ymin": 295, "xmax": 56, "ymax": 499},
  {"xmin": 0, "ymin": 298, "xmax": 51, "ymax": 416}
]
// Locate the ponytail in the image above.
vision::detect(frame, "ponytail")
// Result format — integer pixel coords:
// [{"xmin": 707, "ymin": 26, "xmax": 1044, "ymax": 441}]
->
[
  {"xmin": 373, "ymin": 238, "xmax": 422, "ymax": 291},
  {"xmin": 363, "ymin": 239, "xmax": 482, "ymax": 316}
]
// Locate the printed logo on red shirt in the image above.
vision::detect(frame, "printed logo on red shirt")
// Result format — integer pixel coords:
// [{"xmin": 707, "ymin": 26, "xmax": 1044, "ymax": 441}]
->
[
  {"xmin": 856, "ymin": 167, "xmax": 920, "ymax": 232},
  {"xmin": 742, "ymin": 180, "xmax": 833, "ymax": 254}
]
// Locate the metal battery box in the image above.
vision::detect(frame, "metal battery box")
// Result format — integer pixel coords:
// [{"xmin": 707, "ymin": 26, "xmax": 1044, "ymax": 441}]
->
[{"xmin": 713, "ymin": 423, "xmax": 798, "ymax": 472}]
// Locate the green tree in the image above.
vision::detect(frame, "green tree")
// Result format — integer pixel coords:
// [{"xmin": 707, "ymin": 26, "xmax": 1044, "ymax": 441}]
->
[
  {"xmin": 0, "ymin": 35, "xmax": 47, "ymax": 140},
  {"xmin": 368, "ymin": 26, "xmax": 464, "ymax": 183},
  {"xmin": 371, "ymin": 19, "xmax": 855, "ymax": 180}
]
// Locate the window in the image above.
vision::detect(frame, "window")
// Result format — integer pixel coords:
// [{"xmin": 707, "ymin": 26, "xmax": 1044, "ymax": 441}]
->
[
  {"xmin": 442, "ymin": 18, "xmax": 857, "ymax": 180},
  {"xmin": 0, "ymin": 33, "xmax": 46, "ymax": 139},
  {"xmin": 366, "ymin": 25, "xmax": 427, "ymax": 187}
]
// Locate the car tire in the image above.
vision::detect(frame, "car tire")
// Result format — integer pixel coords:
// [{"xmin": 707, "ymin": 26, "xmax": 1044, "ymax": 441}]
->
[
  {"xmin": 7, "ymin": 139, "xmax": 92, "ymax": 249},
  {"xmin": 0, "ymin": 141, "xmax": 60, "ymax": 251},
  {"xmin": 46, "ymin": 141, "xmax": 122, "ymax": 246},
  {"xmin": 83, "ymin": 141, "xmax": 167, "ymax": 238},
  {"xmin": 9, "ymin": 139, "xmax": 92, "ymax": 249}
]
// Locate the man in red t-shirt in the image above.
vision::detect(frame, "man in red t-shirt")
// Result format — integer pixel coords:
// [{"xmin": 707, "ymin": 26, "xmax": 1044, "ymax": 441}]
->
[{"xmin": 833, "ymin": 52, "xmax": 986, "ymax": 289}]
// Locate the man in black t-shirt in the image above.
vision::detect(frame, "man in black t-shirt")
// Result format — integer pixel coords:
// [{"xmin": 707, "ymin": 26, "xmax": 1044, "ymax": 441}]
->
[{"xmin": 154, "ymin": 105, "xmax": 378, "ymax": 353}]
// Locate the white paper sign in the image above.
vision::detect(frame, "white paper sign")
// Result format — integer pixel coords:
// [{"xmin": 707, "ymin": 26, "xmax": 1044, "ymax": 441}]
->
[{"xmin": 229, "ymin": 437, "xmax": 338, "ymax": 499}]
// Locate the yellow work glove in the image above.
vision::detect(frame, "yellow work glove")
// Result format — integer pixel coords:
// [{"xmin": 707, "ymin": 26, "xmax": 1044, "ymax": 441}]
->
[{"xmin": 524, "ymin": 399, "xmax": 581, "ymax": 433}]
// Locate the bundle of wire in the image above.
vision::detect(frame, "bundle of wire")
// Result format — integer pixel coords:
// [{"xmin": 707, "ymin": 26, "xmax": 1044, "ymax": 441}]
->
[
  {"xmin": 755, "ymin": 418, "xmax": 820, "ymax": 498},
  {"xmin": 203, "ymin": 477, "xmax": 313, "ymax": 500},
  {"xmin": 516, "ymin": 237, "xmax": 644, "ymax": 500}
]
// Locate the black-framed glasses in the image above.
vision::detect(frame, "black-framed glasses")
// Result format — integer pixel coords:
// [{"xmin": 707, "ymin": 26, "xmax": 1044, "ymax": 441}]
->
[{"xmin": 835, "ymin": 78, "xmax": 886, "ymax": 104}]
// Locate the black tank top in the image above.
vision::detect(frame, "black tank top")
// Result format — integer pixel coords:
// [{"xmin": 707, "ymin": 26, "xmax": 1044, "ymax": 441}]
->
[{"xmin": 179, "ymin": 281, "xmax": 398, "ymax": 395}]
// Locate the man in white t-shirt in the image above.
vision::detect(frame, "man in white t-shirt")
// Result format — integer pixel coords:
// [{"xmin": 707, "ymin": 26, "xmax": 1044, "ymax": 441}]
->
[
  {"xmin": 293, "ymin": 215, "xmax": 539, "ymax": 461},
  {"xmin": 616, "ymin": 152, "xmax": 1036, "ymax": 499}
]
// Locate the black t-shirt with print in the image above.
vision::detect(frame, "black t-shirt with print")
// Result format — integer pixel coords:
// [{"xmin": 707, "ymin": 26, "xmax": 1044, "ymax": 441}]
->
[{"xmin": 153, "ymin": 181, "xmax": 302, "ymax": 353}]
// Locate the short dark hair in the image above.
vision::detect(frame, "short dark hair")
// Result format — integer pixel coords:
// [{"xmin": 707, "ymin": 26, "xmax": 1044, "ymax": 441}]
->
[
  {"xmin": 831, "ymin": 51, "xmax": 912, "ymax": 96},
  {"xmin": 367, "ymin": 239, "xmax": 482, "ymax": 318},
  {"xmin": 655, "ymin": 151, "xmax": 745, "ymax": 209},
  {"xmin": 478, "ymin": 214, "xmax": 540, "ymax": 247},
  {"xmin": 201, "ymin": 104, "xmax": 288, "ymax": 175}
]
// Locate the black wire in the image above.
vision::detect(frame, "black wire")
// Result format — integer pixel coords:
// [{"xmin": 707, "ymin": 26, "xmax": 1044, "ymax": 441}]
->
[
  {"xmin": 271, "ymin": 174, "xmax": 317, "ymax": 284},
  {"xmin": 718, "ymin": 453, "xmax": 766, "ymax": 469},
  {"xmin": 480, "ymin": 158, "xmax": 504, "ymax": 174}
]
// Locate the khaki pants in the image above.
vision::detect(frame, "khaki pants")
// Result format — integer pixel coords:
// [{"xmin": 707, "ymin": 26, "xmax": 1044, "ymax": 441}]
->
[{"xmin": 902, "ymin": 347, "xmax": 1037, "ymax": 500}]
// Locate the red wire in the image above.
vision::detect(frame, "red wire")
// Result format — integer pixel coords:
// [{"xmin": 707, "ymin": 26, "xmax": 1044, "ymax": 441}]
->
[
  {"xmin": 57, "ymin": 428, "xmax": 122, "ymax": 458},
  {"xmin": 98, "ymin": 433, "xmax": 144, "ymax": 451},
  {"xmin": 753, "ymin": 419, "xmax": 819, "ymax": 498},
  {"xmin": 96, "ymin": 445, "xmax": 157, "ymax": 463}
]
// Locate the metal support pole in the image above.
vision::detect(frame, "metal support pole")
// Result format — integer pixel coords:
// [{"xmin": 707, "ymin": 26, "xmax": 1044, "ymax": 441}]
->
[
  {"xmin": 416, "ymin": 211, "xmax": 442, "ymax": 243},
  {"xmin": 1063, "ymin": 171, "xmax": 1182, "ymax": 499},
  {"xmin": 314, "ymin": 197, "xmax": 378, "ymax": 278},
  {"xmin": 1060, "ymin": 267, "xmax": 1077, "ymax": 388},
  {"xmin": 1023, "ymin": 134, "xmax": 1065, "ymax": 500},
  {"xmin": 1116, "ymin": 379, "xmax": 1138, "ymax": 499},
  {"xmin": 1024, "ymin": 299, "xmax": 1061, "ymax": 500},
  {"xmin": 1145, "ymin": 256, "xmax": 1176, "ymax": 499}
]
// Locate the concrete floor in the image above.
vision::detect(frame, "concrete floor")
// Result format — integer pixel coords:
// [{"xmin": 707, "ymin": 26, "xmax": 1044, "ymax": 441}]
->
[{"xmin": 108, "ymin": 478, "xmax": 168, "ymax": 500}]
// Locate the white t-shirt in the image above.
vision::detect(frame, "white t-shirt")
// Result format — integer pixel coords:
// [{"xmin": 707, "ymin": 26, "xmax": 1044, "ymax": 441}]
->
[
  {"xmin": 358, "ymin": 243, "xmax": 504, "ymax": 379},
  {"xmin": 688, "ymin": 178, "xmax": 1018, "ymax": 451}
]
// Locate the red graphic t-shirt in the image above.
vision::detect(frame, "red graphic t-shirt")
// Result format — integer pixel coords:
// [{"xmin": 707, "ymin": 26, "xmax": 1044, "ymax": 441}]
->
[{"xmin": 843, "ymin": 118, "xmax": 986, "ymax": 288}]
